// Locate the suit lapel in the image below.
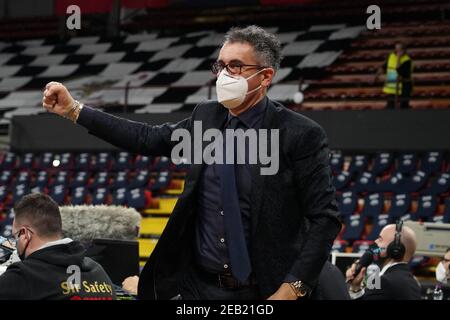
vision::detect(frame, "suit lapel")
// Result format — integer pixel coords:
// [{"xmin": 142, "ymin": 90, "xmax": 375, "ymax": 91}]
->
[{"xmin": 250, "ymin": 99, "xmax": 279, "ymax": 238}]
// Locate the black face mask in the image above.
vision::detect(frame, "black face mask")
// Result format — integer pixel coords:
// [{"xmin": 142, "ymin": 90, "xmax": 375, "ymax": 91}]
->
[{"xmin": 17, "ymin": 237, "xmax": 30, "ymax": 261}]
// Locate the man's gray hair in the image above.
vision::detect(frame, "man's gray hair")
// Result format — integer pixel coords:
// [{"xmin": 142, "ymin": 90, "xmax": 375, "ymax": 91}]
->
[{"xmin": 223, "ymin": 25, "xmax": 282, "ymax": 70}]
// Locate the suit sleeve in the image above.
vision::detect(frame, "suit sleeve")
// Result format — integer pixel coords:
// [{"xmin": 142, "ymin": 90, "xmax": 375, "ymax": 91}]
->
[
  {"xmin": 287, "ymin": 124, "xmax": 342, "ymax": 288},
  {"xmin": 76, "ymin": 106, "xmax": 194, "ymax": 157},
  {"xmin": 0, "ymin": 265, "xmax": 30, "ymax": 300}
]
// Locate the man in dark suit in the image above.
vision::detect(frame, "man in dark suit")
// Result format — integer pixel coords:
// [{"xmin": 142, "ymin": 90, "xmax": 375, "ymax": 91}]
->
[
  {"xmin": 346, "ymin": 223, "xmax": 421, "ymax": 300},
  {"xmin": 42, "ymin": 25, "xmax": 341, "ymax": 300}
]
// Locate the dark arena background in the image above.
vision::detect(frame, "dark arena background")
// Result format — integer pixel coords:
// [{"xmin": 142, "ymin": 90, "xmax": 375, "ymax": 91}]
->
[{"xmin": 0, "ymin": 0, "xmax": 449, "ymax": 312}]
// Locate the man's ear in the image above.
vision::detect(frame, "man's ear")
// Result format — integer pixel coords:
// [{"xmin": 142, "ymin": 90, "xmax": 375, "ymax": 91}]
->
[
  {"xmin": 262, "ymin": 68, "xmax": 275, "ymax": 87},
  {"xmin": 24, "ymin": 228, "xmax": 32, "ymax": 241}
]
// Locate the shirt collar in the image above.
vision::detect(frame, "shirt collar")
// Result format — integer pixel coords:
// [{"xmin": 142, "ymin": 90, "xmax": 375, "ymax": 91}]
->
[
  {"xmin": 380, "ymin": 261, "xmax": 407, "ymax": 276},
  {"xmin": 37, "ymin": 237, "xmax": 73, "ymax": 251},
  {"xmin": 227, "ymin": 96, "xmax": 267, "ymax": 129}
]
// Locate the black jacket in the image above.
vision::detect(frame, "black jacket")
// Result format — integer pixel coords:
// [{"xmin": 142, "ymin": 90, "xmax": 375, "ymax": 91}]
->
[
  {"xmin": 0, "ymin": 241, "xmax": 116, "ymax": 300},
  {"xmin": 311, "ymin": 261, "xmax": 350, "ymax": 300},
  {"xmin": 362, "ymin": 263, "xmax": 421, "ymax": 300},
  {"xmin": 77, "ymin": 98, "xmax": 342, "ymax": 299}
]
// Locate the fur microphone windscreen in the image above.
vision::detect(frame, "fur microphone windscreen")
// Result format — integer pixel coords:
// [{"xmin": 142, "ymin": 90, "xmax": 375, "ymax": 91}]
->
[{"xmin": 60, "ymin": 205, "xmax": 141, "ymax": 243}]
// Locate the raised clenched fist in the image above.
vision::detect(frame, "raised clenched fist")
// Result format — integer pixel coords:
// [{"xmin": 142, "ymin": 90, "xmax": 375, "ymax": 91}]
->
[{"xmin": 42, "ymin": 82, "xmax": 75, "ymax": 118}]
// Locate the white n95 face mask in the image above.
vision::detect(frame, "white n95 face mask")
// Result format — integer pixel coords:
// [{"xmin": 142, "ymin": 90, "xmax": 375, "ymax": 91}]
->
[
  {"xmin": 436, "ymin": 261, "xmax": 449, "ymax": 283},
  {"xmin": 215, "ymin": 68, "xmax": 266, "ymax": 109}
]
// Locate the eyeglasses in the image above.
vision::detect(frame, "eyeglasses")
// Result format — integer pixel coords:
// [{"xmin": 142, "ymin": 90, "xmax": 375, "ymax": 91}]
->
[
  {"xmin": 4, "ymin": 230, "xmax": 22, "ymax": 248},
  {"xmin": 211, "ymin": 61, "xmax": 267, "ymax": 75},
  {"xmin": 4, "ymin": 227, "xmax": 33, "ymax": 248}
]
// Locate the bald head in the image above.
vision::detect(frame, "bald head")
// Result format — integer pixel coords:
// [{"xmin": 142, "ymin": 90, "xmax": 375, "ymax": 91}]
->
[{"xmin": 375, "ymin": 224, "xmax": 417, "ymax": 262}]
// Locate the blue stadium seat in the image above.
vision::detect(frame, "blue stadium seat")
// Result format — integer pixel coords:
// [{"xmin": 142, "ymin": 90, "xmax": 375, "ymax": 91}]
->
[
  {"xmin": 330, "ymin": 153, "xmax": 343, "ymax": 173},
  {"xmin": 30, "ymin": 185, "xmax": 46, "ymax": 194},
  {"xmin": 16, "ymin": 171, "xmax": 30, "ymax": 187},
  {"xmin": 39, "ymin": 152, "xmax": 54, "ymax": 169},
  {"xmin": 112, "ymin": 171, "xmax": 129, "ymax": 189},
  {"xmin": 71, "ymin": 187, "xmax": 88, "ymax": 205},
  {"xmin": 420, "ymin": 152, "xmax": 443, "ymax": 174},
  {"xmin": 342, "ymin": 214, "xmax": 365, "ymax": 241},
  {"xmin": 366, "ymin": 214, "xmax": 389, "ymax": 240},
  {"xmin": 338, "ymin": 192, "xmax": 358, "ymax": 217},
  {"xmin": 353, "ymin": 171, "xmax": 376, "ymax": 193},
  {"xmin": 361, "ymin": 193, "xmax": 384, "ymax": 218},
  {"xmin": 13, "ymin": 184, "xmax": 29, "ymax": 203},
  {"xmin": 432, "ymin": 199, "xmax": 450, "ymax": 223},
  {"xmin": 0, "ymin": 170, "xmax": 12, "ymax": 185},
  {"xmin": 333, "ymin": 171, "xmax": 352, "ymax": 190},
  {"xmin": 74, "ymin": 153, "xmax": 91, "ymax": 171},
  {"xmin": 0, "ymin": 152, "xmax": 16, "ymax": 170},
  {"xmin": 114, "ymin": 152, "xmax": 132, "ymax": 171},
  {"xmin": 129, "ymin": 170, "xmax": 150, "ymax": 189},
  {"xmin": 91, "ymin": 171, "xmax": 110, "ymax": 188},
  {"xmin": 58, "ymin": 153, "xmax": 73, "ymax": 170},
  {"xmin": 49, "ymin": 184, "xmax": 66, "ymax": 205},
  {"xmin": 92, "ymin": 188, "xmax": 109, "ymax": 205},
  {"xmin": 390, "ymin": 213, "xmax": 416, "ymax": 223},
  {"xmin": 401, "ymin": 171, "xmax": 429, "ymax": 193},
  {"xmin": 112, "ymin": 188, "xmax": 127, "ymax": 206},
  {"xmin": 332, "ymin": 239, "xmax": 348, "ymax": 253},
  {"xmin": 0, "ymin": 216, "xmax": 13, "ymax": 238},
  {"xmin": 386, "ymin": 194, "xmax": 411, "ymax": 221},
  {"xmin": 376, "ymin": 172, "xmax": 405, "ymax": 193},
  {"xmin": 127, "ymin": 188, "xmax": 146, "ymax": 209},
  {"xmin": 135, "ymin": 155, "xmax": 152, "ymax": 170},
  {"xmin": 91, "ymin": 152, "xmax": 112, "ymax": 171},
  {"xmin": 426, "ymin": 172, "xmax": 450, "ymax": 195},
  {"xmin": 150, "ymin": 171, "xmax": 171, "ymax": 191},
  {"xmin": 348, "ymin": 155, "xmax": 368, "ymax": 175},
  {"xmin": 153, "ymin": 156, "xmax": 171, "ymax": 171},
  {"xmin": 397, "ymin": 153, "xmax": 417, "ymax": 174},
  {"xmin": 34, "ymin": 170, "xmax": 49, "ymax": 188},
  {"xmin": 70, "ymin": 171, "xmax": 89, "ymax": 188},
  {"xmin": 371, "ymin": 152, "xmax": 393, "ymax": 175},
  {"xmin": 415, "ymin": 195, "xmax": 438, "ymax": 221},
  {"xmin": 50, "ymin": 171, "xmax": 70, "ymax": 187},
  {"xmin": 0, "ymin": 186, "xmax": 7, "ymax": 203},
  {"xmin": 20, "ymin": 153, "xmax": 35, "ymax": 169}
]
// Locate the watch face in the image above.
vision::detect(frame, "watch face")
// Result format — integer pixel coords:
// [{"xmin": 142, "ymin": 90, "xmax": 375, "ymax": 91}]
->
[{"xmin": 298, "ymin": 289, "xmax": 307, "ymax": 297}]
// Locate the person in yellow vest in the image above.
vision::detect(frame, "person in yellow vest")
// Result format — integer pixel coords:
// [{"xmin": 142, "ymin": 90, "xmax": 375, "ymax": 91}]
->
[{"xmin": 374, "ymin": 42, "xmax": 413, "ymax": 109}]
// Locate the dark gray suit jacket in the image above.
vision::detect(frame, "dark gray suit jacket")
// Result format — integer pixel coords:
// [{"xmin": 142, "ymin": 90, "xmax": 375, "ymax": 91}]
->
[{"xmin": 77, "ymin": 98, "xmax": 341, "ymax": 300}]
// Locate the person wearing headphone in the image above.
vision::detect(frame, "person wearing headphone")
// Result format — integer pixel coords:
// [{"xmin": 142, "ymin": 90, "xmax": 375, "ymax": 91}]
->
[
  {"xmin": 435, "ymin": 248, "xmax": 450, "ymax": 284},
  {"xmin": 345, "ymin": 221, "xmax": 421, "ymax": 300}
]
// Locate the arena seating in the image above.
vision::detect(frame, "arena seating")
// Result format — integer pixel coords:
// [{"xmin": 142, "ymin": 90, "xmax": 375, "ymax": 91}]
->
[
  {"xmin": 1, "ymin": 10, "xmax": 449, "ymax": 135},
  {"xmin": 1, "ymin": 150, "xmax": 448, "ymax": 261},
  {"xmin": 0, "ymin": 22, "xmax": 364, "ymax": 134},
  {"xmin": 0, "ymin": 150, "xmax": 187, "ymax": 264},
  {"xmin": 332, "ymin": 151, "xmax": 450, "ymax": 253},
  {"xmin": 300, "ymin": 20, "xmax": 450, "ymax": 111}
]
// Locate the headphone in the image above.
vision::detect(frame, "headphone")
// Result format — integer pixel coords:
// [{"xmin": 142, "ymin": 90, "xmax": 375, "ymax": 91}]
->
[{"xmin": 386, "ymin": 220, "xmax": 406, "ymax": 260}]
